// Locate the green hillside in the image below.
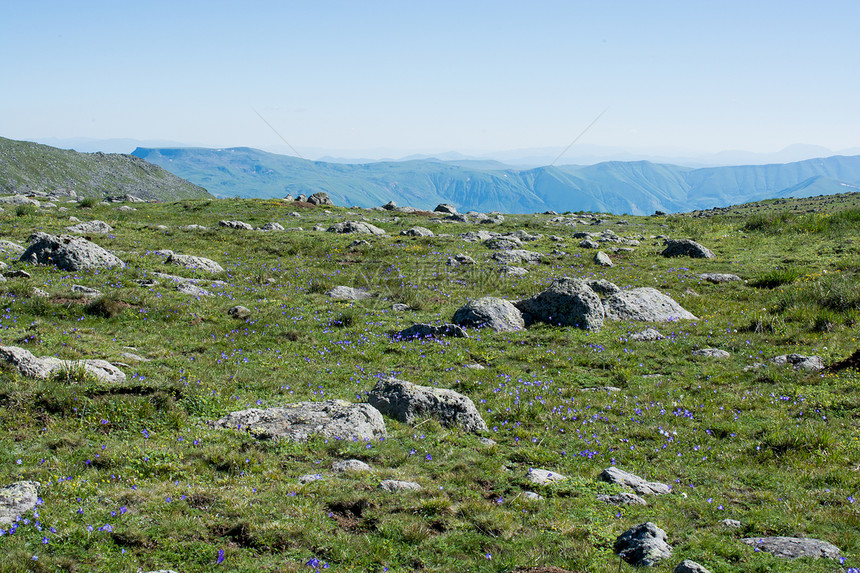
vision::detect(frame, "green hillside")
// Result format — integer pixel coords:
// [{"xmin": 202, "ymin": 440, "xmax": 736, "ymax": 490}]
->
[{"xmin": 0, "ymin": 137, "xmax": 211, "ymax": 201}]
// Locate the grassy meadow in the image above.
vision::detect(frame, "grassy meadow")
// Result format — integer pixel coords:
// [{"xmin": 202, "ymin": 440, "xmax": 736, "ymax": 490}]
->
[{"xmin": 0, "ymin": 194, "xmax": 859, "ymax": 572}]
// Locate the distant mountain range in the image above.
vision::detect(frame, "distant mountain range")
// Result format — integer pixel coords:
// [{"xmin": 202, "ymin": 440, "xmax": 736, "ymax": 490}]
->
[
  {"xmin": 0, "ymin": 137, "xmax": 211, "ymax": 201},
  {"xmin": 132, "ymin": 146, "xmax": 860, "ymax": 214}
]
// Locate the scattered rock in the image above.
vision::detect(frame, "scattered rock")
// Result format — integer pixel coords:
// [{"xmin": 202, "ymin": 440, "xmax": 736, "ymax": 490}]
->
[
  {"xmin": 526, "ymin": 468, "xmax": 567, "ymax": 484},
  {"xmin": 367, "ymin": 376, "xmax": 488, "ymax": 433},
  {"xmin": 257, "ymin": 222, "xmax": 285, "ymax": 231},
  {"xmin": 326, "ymin": 286, "xmax": 373, "ymax": 300},
  {"xmin": 70, "ymin": 285, "xmax": 102, "ymax": 297},
  {"xmin": 228, "ymin": 305, "xmax": 251, "ymax": 319},
  {"xmin": 0, "ymin": 240, "xmax": 25, "ymax": 255},
  {"xmin": 594, "ymin": 251, "xmax": 613, "ymax": 267},
  {"xmin": 307, "ymin": 192, "xmax": 334, "ymax": 206},
  {"xmin": 614, "ymin": 522, "xmax": 673, "ymax": 567},
  {"xmin": 720, "ymin": 519, "xmax": 742, "ymax": 529},
  {"xmin": 770, "ymin": 354, "xmax": 824, "ymax": 371},
  {"xmin": 492, "ymin": 249, "xmax": 543, "ymax": 265},
  {"xmin": 692, "ymin": 348, "xmax": 730, "ymax": 358},
  {"xmin": 400, "ymin": 226, "xmax": 434, "ymax": 237},
  {"xmin": 209, "ymin": 400, "xmax": 386, "ymax": 442},
  {"xmin": 434, "ymin": 203, "xmax": 457, "ymax": 215},
  {"xmin": 515, "ymin": 277, "xmax": 604, "ymax": 330},
  {"xmin": 378, "ymin": 480, "xmax": 422, "ymax": 492},
  {"xmin": 65, "ymin": 220, "xmax": 113, "ymax": 234},
  {"xmin": 499, "ymin": 265, "xmax": 529, "ymax": 277},
  {"xmin": 180, "ymin": 224, "xmax": 207, "ymax": 231},
  {"xmin": 219, "ymin": 220, "xmax": 253, "ymax": 230},
  {"xmin": 0, "ymin": 345, "xmax": 126, "ymax": 383},
  {"xmin": 631, "ymin": 328, "xmax": 664, "ymax": 341},
  {"xmin": 484, "ymin": 237, "xmax": 522, "ymax": 250},
  {"xmin": 674, "ymin": 559, "xmax": 712, "ymax": 573},
  {"xmin": 332, "ymin": 459, "xmax": 372, "ymax": 473},
  {"xmin": 699, "ymin": 273, "xmax": 741, "ymax": 283},
  {"xmin": 177, "ymin": 283, "xmax": 213, "ymax": 297},
  {"xmin": 391, "ymin": 303, "xmax": 410, "ymax": 312},
  {"xmin": 394, "ymin": 323, "xmax": 468, "ymax": 339},
  {"xmin": 4, "ymin": 269, "xmax": 31, "ymax": 279},
  {"xmin": 0, "ymin": 481, "xmax": 40, "ymax": 525},
  {"xmin": 447, "ymin": 254, "xmax": 476, "ymax": 266},
  {"xmin": 579, "ymin": 239, "xmax": 600, "ymax": 249},
  {"xmin": 299, "ymin": 474, "xmax": 324, "ymax": 484},
  {"xmin": 662, "ymin": 239, "xmax": 715, "ymax": 259},
  {"xmin": 739, "ymin": 537, "xmax": 841, "ymax": 560},
  {"xmin": 327, "ymin": 221, "xmax": 386, "ymax": 235},
  {"xmin": 164, "ymin": 253, "xmax": 224, "ymax": 273},
  {"xmin": 20, "ymin": 233, "xmax": 125, "ymax": 271},
  {"xmin": 453, "ymin": 297, "xmax": 524, "ymax": 332},
  {"xmin": 599, "ymin": 467, "xmax": 671, "ymax": 495},
  {"xmin": 522, "ymin": 491, "xmax": 544, "ymax": 501},
  {"xmin": 604, "ymin": 288, "xmax": 698, "ymax": 322},
  {"xmin": 596, "ymin": 492, "xmax": 647, "ymax": 506},
  {"xmin": 0, "ymin": 195, "xmax": 39, "ymax": 206}
]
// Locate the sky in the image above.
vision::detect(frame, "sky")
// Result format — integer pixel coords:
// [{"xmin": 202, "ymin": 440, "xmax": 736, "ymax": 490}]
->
[{"xmin": 2, "ymin": 0, "xmax": 860, "ymax": 160}]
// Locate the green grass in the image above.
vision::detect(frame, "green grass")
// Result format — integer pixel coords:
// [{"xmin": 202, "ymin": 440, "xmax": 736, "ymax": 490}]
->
[{"xmin": 0, "ymin": 196, "xmax": 858, "ymax": 572}]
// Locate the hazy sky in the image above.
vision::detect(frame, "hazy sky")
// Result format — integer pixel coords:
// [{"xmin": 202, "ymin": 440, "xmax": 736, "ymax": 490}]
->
[{"xmin": 3, "ymin": 1, "xmax": 859, "ymax": 157}]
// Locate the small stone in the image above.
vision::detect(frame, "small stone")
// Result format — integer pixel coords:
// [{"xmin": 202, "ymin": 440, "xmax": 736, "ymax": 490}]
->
[
  {"xmin": 599, "ymin": 467, "xmax": 670, "ymax": 495},
  {"xmin": 739, "ymin": 536, "xmax": 841, "ymax": 560},
  {"xmin": 594, "ymin": 251, "xmax": 613, "ymax": 267},
  {"xmin": 332, "ymin": 459, "xmax": 372, "ymax": 473},
  {"xmin": 692, "ymin": 348, "xmax": 730, "ymax": 358},
  {"xmin": 228, "ymin": 305, "xmax": 251, "ymax": 319},
  {"xmin": 597, "ymin": 492, "xmax": 647, "ymax": 506},
  {"xmin": 522, "ymin": 491, "xmax": 544, "ymax": 500},
  {"xmin": 674, "ymin": 559, "xmax": 712, "ymax": 573},
  {"xmin": 299, "ymin": 474, "xmax": 324, "ymax": 484},
  {"xmin": 614, "ymin": 522, "xmax": 673, "ymax": 567},
  {"xmin": 378, "ymin": 479, "xmax": 422, "ymax": 492},
  {"xmin": 526, "ymin": 468, "xmax": 567, "ymax": 484}
]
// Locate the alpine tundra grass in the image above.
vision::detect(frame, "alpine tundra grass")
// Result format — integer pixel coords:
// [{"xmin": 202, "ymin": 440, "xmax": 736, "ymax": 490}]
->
[{"xmin": 0, "ymin": 194, "xmax": 858, "ymax": 572}]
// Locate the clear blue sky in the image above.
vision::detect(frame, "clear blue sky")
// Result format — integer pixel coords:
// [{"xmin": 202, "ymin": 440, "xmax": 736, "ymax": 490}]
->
[{"xmin": 2, "ymin": 0, "xmax": 859, "ymax": 157}]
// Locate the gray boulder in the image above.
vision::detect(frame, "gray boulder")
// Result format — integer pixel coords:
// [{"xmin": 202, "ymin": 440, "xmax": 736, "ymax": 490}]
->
[
  {"xmin": 693, "ymin": 348, "xmax": 730, "ymax": 358},
  {"xmin": 604, "ymin": 288, "xmax": 697, "ymax": 322},
  {"xmin": 526, "ymin": 468, "xmax": 568, "ymax": 484},
  {"xmin": 596, "ymin": 492, "xmax": 647, "ymax": 506},
  {"xmin": 0, "ymin": 195, "xmax": 39, "ymax": 206},
  {"xmin": 367, "ymin": 376, "xmax": 487, "ymax": 433},
  {"xmin": 614, "ymin": 522, "xmax": 673, "ymax": 567},
  {"xmin": 326, "ymin": 286, "xmax": 373, "ymax": 300},
  {"xmin": 378, "ymin": 480, "xmax": 422, "ymax": 492},
  {"xmin": 65, "ymin": 220, "xmax": 113, "ymax": 234},
  {"xmin": 662, "ymin": 239, "xmax": 715, "ymax": 259},
  {"xmin": 71, "ymin": 285, "xmax": 101, "ymax": 297},
  {"xmin": 579, "ymin": 239, "xmax": 600, "ymax": 249},
  {"xmin": 515, "ymin": 277, "xmax": 604, "ymax": 330},
  {"xmin": 770, "ymin": 354, "xmax": 824, "ymax": 371},
  {"xmin": 447, "ymin": 254, "xmax": 476, "ymax": 266},
  {"xmin": 176, "ymin": 283, "xmax": 214, "ymax": 297},
  {"xmin": 20, "ymin": 233, "xmax": 125, "ymax": 271},
  {"xmin": 739, "ymin": 537, "xmax": 841, "ymax": 560},
  {"xmin": 599, "ymin": 467, "xmax": 671, "ymax": 495},
  {"xmin": 452, "ymin": 297, "xmax": 524, "ymax": 332},
  {"xmin": 219, "ymin": 220, "xmax": 253, "ymax": 230},
  {"xmin": 631, "ymin": 328, "xmax": 664, "ymax": 341},
  {"xmin": 307, "ymin": 192, "xmax": 334, "ymax": 206},
  {"xmin": 484, "ymin": 237, "xmax": 522, "ymax": 250},
  {"xmin": 209, "ymin": 400, "xmax": 386, "ymax": 442},
  {"xmin": 257, "ymin": 222, "xmax": 285, "ymax": 231},
  {"xmin": 400, "ymin": 226, "xmax": 434, "ymax": 237},
  {"xmin": 0, "ymin": 481, "xmax": 40, "ymax": 525},
  {"xmin": 491, "ymin": 249, "xmax": 543, "ymax": 264},
  {"xmin": 332, "ymin": 459, "xmax": 372, "ymax": 473},
  {"xmin": 0, "ymin": 346, "xmax": 126, "ymax": 383},
  {"xmin": 434, "ymin": 203, "xmax": 457, "ymax": 215},
  {"xmin": 674, "ymin": 560, "xmax": 712, "ymax": 573},
  {"xmin": 499, "ymin": 265, "xmax": 529, "ymax": 277},
  {"xmin": 0, "ymin": 240, "xmax": 25, "ymax": 255},
  {"xmin": 164, "ymin": 253, "xmax": 224, "ymax": 273},
  {"xmin": 327, "ymin": 221, "xmax": 386, "ymax": 235},
  {"xmin": 394, "ymin": 323, "xmax": 468, "ymax": 339},
  {"xmin": 594, "ymin": 251, "xmax": 613, "ymax": 267},
  {"xmin": 699, "ymin": 273, "xmax": 741, "ymax": 283}
]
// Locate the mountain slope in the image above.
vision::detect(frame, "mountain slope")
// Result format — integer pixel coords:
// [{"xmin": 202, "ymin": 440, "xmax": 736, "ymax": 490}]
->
[
  {"xmin": 0, "ymin": 137, "xmax": 211, "ymax": 200},
  {"xmin": 132, "ymin": 145, "xmax": 860, "ymax": 214}
]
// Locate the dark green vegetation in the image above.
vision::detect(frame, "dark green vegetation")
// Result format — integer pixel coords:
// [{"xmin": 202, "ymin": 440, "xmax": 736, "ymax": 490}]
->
[
  {"xmin": 132, "ymin": 145, "xmax": 860, "ymax": 214},
  {"xmin": 0, "ymin": 194, "xmax": 859, "ymax": 572},
  {"xmin": 0, "ymin": 137, "xmax": 211, "ymax": 201}
]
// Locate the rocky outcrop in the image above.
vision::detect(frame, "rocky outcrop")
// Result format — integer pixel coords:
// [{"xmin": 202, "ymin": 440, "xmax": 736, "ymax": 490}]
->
[
  {"xmin": 603, "ymin": 288, "xmax": 697, "ymax": 322},
  {"xmin": 20, "ymin": 233, "xmax": 125, "ymax": 271},
  {"xmin": 452, "ymin": 297, "xmax": 524, "ymax": 332},
  {"xmin": 367, "ymin": 377, "xmax": 487, "ymax": 433},
  {"xmin": 164, "ymin": 253, "xmax": 224, "ymax": 273},
  {"xmin": 515, "ymin": 277, "xmax": 604, "ymax": 330},
  {"xmin": 0, "ymin": 481, "xmax": 40, "ymax": 525},
  {"xmin": 662, "ymin": 239, "xmax": 715, "ymax": 259},
  {"xmin": 327, "ymin": 221, "xmax": 386, "ymax": 235},
  {"xmin": 614, "ymin": 522, "xmax": 672, "ymax": 567},
  {"xmin": 0, "ymin": 345, "xmax": 126, "ymax": 383},
  {"xmin": 209, "ymin": 400, "xmax": 386, "ymax": 442},
  {"xmin": 739, "ymin": 537, "xmax": 841, "ymax": 560}
]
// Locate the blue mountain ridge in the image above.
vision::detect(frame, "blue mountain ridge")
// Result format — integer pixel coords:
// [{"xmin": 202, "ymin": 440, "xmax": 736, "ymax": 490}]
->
[{"xmin": 131, "ymin": 147, "xmax": 860, "ymax": 215}]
